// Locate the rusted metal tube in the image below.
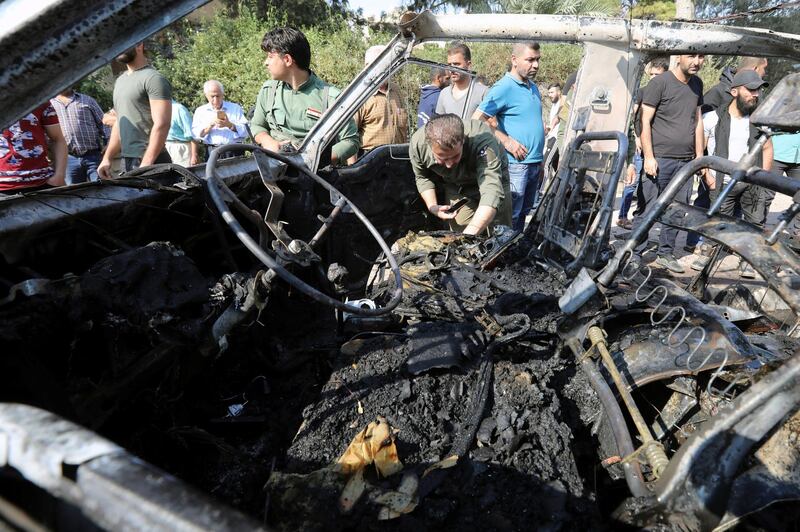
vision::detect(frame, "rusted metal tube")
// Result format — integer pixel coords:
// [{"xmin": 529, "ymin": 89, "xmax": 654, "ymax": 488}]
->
[{"xmin": 587, "ymin": 326, "xmax": 669, "ymax": 477}]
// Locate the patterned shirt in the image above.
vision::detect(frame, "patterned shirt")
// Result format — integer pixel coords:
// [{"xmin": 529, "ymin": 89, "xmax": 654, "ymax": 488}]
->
[
  {"xmin": 50, "ymin": 92, "xmax": 108, "ymax": 156},
  {"xmin": 0, "ymin": 103, "xmax": 59, "ymax": 190},
  {"xmin": 354, "ymin": 85, "xmax": 408, "ymax": 152}
]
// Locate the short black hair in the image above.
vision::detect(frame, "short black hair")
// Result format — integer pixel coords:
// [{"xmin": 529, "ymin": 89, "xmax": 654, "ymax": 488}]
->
[
  {"xmin": 447, "ymin": 41, "xmax": 471, "ymax": 62},
  {"xmin": 650, "ymin": 55, "xmax": 670, "ymax": 72},
  {"xmin": 261, "ymin": 27, "xmax": 311, "ymax": 72},
  {"xmin": 548, "ymin": 82, "xmax": 562, "ymax": 90}
]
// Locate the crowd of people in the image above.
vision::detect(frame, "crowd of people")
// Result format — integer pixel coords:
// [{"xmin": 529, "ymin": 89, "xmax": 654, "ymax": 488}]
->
[{"xmin": 1, "ymin": 25, "xmax": 798, "ymax": 269}]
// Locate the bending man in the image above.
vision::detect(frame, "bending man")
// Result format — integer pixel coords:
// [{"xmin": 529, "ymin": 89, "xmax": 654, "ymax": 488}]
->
[{"xmin": 410, "ymin": 114, "xmax": 512, "ymax": 235}]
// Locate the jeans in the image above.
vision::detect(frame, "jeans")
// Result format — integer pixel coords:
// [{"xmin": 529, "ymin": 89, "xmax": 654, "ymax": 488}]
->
[
  {"xmin": 685, "ymin": 177, "xmax": 711, "ymax": 248},
  {"xmin": 508, "ymin": 161, "xmax": 542, "ymax": 231},
  {"xmin": 632, "ymin": 157, "xmax": 692, "ymax": 257},
  {"xmin": 66, "ymin": 150, "xmax": 101, "ymax": 185},
  {"xmin": 619, "ymin": 152, "xmax": 642, "ymax": 220}
]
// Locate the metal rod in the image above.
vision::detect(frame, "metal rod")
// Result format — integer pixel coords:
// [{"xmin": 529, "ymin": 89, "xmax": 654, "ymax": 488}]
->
[{"xmin": 587, "ymin": 325, "xmax": 669, "ymax": 477}]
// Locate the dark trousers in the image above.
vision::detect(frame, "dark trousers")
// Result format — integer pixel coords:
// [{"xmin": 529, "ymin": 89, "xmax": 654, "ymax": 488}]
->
[
  {"xmin": 632, "ymin": 157, "xmax": 692, "ymax": 257},
  {"xmin": 709, "ymin": 180, "xmax": 764, "ymax": 227},
  {"xmin": 685, "ymin": 178, "xmax": 710, "ymax": 248}
]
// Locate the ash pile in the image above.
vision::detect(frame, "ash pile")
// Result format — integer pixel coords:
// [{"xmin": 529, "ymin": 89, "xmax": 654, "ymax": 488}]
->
[{"xmin": 265, "ymin": 230, "xmax": 609, "ymax": 530}]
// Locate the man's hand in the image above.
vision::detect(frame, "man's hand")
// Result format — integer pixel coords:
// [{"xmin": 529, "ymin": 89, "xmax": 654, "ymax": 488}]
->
[
  {"xmin": 190, "ymin": 154, "xmax": 199, "ymax": 166},
  {"xmin": 644, "ymin": 156, "xmax": 658, "ymax": 176},
  {"xmin": 259, "ymin": 137, "xmax": 290, "ymax": 153},
  {"xmin": 428, "ymin": 204, "xmax": 457, "ymax": 220},
  {"xmin": 702, "ymin": 168, "xmax": 716, "ymax": 190},
  {"xmin": 46, "ymin": 173, "xmax": 65, "ymax": 187},
  {"xmin": 503, "ymin": 137, "xmax": 528, "ymax": 161},
  {"xmin": 98, "ymin": 158, "xmax": 114, "ymax": 180},
  {"xmin": 625, "ymin": 164, "xmax": 636, "ymax": 186}
]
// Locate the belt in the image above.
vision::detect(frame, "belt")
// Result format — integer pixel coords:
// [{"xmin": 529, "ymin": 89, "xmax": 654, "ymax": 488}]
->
[{"xmin": 70, "ymin": 148, "xmax": 101, "ymax": 157}]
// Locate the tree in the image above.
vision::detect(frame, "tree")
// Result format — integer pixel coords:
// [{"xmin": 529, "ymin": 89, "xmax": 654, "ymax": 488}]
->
[{"xmin": 500, "ymin": 0, "xmax": 616, "ymax": 14}]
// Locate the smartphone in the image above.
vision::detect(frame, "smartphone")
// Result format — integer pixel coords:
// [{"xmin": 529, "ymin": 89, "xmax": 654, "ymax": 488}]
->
[
  {"xmin": 444, "ymin": 198, "xmax": 469, "ymax": 214},
  {"xmin": 217, "ymin": 110, "xmax": 227, "ymax": 120}
]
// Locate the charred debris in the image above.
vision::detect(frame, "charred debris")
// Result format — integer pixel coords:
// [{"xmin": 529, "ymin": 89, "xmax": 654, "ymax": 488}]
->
[{"xmin": 1, "ymin": 49, "xmax": 800, "ymax": 532}]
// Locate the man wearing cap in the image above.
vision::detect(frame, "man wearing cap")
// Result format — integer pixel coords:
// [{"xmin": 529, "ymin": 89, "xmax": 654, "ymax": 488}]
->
[
  {"xmin": 347, "ymin": 45, "xmax": 408, "ymax": 163},
  {"xmin": 691, "ymin": 69, "xmax": 773, "ymax": 275},
  {"xmin": 410, "ymin": 113, "xmax": 512, "ymax": 235}
]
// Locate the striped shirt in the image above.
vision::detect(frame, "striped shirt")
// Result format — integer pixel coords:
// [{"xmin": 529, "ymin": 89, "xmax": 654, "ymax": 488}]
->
[{"xmin": 50, "ymin": 92, "xmax": 109, "ymax": 156}]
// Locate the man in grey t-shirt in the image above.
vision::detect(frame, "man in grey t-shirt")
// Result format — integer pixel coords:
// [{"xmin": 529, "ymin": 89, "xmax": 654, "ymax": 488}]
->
[
  {"xmin": 435, "ymin": 42, "xmax": 488, "ymax": 120},
  {"xmin": 98, "ymin": 42, "xmax": 172, "ymax": 178}
]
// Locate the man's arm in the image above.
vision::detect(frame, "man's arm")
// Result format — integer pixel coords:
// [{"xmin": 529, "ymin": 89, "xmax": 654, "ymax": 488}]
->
[
  {"xmin": 141, "ymin": 98, "xmax": 171, "ymax": 166},
  {"xmin": 251, "ymin": 87, "xmax": 286, "ymax": 152},
  {"xmin": 640, "ymin": 104, "xmax": 658, "ymax": 176},
  {"xmin": 44, "ymin": 123, "xmax": 67, "ymax": 186},
  {"xmin": 763, "ymin": 138, "xmax": 773, "ymax": 172},
  {"xmin": 98, "ymin": 119, "xmax": 121, "ymax": 179},
  {"xmin": 227, "ymin": 104, "xmax": 249, "ymax": 139},
  {"xmin": 464, "ymin": 206, "xmax": 497, "ymax": 235},
  {"xmin": 694, "ymin": 107, "xmax": 704, "ymax": 160},
  {"xmin": 331, "ymin": 116, "xmax": 360, "ymax": 165},
  {"xmin": 472, "ymin": 109, "xmax": 527, "ymax": 161},
  {"xmin": 88, "ymin": 98, "xmax": 110, "ymax": 144},
  {"xmin": 189, "ymin": 140, "xmax": 198, "ymax": 166},
  {"xmin": 419, "ymin": 188, "xmax": 457, "ymax": 221}
]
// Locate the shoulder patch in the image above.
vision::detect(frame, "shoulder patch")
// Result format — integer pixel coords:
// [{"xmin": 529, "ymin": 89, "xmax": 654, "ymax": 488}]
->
[{"xmin": 481, "ymin": 146, "xmax": 497, "ymax": 163}]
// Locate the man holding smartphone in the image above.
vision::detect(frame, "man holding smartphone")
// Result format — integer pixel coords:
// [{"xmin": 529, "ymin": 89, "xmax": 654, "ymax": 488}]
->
[
  {"xmin": 410, "ymin": 114, "xmax": 512, "ymax": 235},
  {"xmin": 191, "ymin": 79, "xmax": 249, "ymax": 157}
]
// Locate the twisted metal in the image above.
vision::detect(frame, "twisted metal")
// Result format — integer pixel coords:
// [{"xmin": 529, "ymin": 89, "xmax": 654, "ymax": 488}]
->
[{"xmin": 620, "ymin": 254, "xmax": 739, "ymax": 400}]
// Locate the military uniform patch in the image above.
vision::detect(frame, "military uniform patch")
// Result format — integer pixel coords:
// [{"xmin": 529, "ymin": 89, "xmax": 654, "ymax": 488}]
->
[
  {"xmin": 481, "ymin": 146, "xmax": 497, "ymax": 163},
  {"xmin": 306, "ymin": 107, "xmax": 322, "ymax": 120}
]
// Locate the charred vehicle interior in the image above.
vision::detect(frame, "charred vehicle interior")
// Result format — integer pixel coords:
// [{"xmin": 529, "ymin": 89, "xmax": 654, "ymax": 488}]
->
[{"xmin": 2, "ymin": 2, "xmax": 800, "ymax": 530}]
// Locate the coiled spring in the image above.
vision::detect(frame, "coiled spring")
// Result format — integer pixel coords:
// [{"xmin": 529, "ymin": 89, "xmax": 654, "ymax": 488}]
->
[{"xmin": 620, "ymin": 256, "xmax": 739, "ymax": 400}]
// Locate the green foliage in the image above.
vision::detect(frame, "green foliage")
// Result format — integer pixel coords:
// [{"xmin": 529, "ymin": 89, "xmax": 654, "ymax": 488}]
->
[
  {"xmin": 152, "ymin": 10, "xmax": 395, "ymax": 114},
  {"xmin": 500, "ymin": 0, "xmax": 616, "ymax": 15},
  {"xmin": 218, "ymin": 0, "xmax": 353, "ymax": 29},
  {"xmin": 630, "ymin": 0, "xmax": 676, "ymax": 19},
  {"xmin": 76, "ymin": 67, "xmax": 115, "ymax": 111}
]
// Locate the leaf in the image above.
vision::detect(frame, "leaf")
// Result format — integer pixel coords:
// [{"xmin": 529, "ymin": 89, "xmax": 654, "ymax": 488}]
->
[{"xmin": 422, "ymin": 455, "xmax": 459, "ymax": 477}]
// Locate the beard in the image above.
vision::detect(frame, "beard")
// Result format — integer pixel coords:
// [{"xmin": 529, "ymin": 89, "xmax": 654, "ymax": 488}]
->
[
  {"xmin": 116, "ymin": 46, "xmax": 137, "ymax": 64},
  {"xmin": 735, "ymin": 93, "xmax": 758, "ymax": 115}
]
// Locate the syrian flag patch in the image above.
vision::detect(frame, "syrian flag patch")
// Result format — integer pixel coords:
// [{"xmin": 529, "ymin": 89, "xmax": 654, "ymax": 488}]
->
[{"xmin": 306, "ymin": 107, "xmax": 323, "ymax": 120}]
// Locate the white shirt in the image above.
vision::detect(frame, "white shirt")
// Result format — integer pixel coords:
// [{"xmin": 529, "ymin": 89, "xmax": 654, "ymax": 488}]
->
[
  {"xmin": 703, "ymin": 111, "xmax": 750, "ymax": 185},
  {"xmin": 546, "ymin": 100, "xmax": 562, "ymax": 140},
  {"xmin": 192, "ymin": 101, "xmax": 248, "ymax": 145}
]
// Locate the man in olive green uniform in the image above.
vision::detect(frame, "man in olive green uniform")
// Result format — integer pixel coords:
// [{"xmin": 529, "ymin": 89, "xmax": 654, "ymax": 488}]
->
[
  {"xmin": 252, "ymin": 27, "xmax": 358, "ymax": 165},
  {"xmin": 410, "ymin": 114, "xmax": 513, "ymax": 235}
]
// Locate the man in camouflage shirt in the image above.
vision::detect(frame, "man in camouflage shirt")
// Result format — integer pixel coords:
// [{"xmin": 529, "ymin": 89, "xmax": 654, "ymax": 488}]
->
[
  {"xmin": 251, "ymin": 27, "xmax": 358, "ymax": 165},
  {"xmin": 410, "ymin": 114, "xmax": 512, "ymax": 235}
]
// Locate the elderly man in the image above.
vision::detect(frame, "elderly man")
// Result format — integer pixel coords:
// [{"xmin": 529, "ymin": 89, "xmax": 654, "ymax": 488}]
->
[
  {"xmin": 192, "ymin": 80, "xmax": 248, "ymax": 157},
  {"xmin": 410, "ymin": 113, "xmax": 512, "ymax": 235}
]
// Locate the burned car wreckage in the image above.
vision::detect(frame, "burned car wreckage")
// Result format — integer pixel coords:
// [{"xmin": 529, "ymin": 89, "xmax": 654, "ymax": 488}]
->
[{"xmin": 2, "ymin": 3, "xmax": 800, "ymax": 530}]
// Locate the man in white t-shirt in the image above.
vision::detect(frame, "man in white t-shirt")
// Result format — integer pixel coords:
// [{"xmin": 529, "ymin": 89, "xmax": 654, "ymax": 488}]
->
[{"xmin": 692, "ymin": 70, "xmax": 773, "ymax": 273}]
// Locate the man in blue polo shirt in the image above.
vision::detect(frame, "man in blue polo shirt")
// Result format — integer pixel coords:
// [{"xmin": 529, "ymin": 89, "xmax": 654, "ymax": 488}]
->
[{"xmin": 473, "ymin": 42, "xmax": 544, "ymax": 231}]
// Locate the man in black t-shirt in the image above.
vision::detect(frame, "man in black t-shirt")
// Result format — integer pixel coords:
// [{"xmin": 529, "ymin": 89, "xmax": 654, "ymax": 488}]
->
[{"xmin": 631, "ymin": 54, "xmax": 709, "ymax": 274}]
